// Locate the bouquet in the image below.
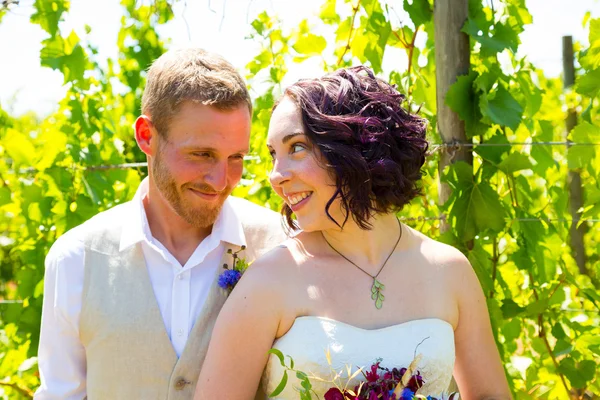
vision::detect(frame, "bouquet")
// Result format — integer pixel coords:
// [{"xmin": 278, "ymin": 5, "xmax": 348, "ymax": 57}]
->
[{"xmin": 268, "ymin": 346, "xmax": 459, "ymax": 400}]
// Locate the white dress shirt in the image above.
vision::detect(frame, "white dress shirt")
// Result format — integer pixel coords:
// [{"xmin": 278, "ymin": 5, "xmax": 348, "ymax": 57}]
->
[{"xmin": 35, "ymin": 178, "xmax": 246, "ymax": 400}]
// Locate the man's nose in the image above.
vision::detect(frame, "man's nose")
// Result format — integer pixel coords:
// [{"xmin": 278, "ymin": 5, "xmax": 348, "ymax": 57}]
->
[{"xmin": 205, "ymin": 160, "xmax": 228, "ymax": 192}]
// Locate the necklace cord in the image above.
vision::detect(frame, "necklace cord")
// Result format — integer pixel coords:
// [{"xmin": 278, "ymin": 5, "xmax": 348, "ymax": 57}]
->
[{"xmin": 321, "ymin": 217, "xmax": 402, "ymax": 279}]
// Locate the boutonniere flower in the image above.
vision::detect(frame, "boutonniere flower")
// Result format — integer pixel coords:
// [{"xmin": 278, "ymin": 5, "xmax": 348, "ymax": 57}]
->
[{"xmin": 218, "ymin": 245, "xmax": 249, "ymax": 292}]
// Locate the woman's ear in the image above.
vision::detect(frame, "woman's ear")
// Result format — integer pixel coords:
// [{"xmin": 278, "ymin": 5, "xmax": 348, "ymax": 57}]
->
[{"xmin": 134, "ymin": 115, "xmax": 155, "ymax": 156}]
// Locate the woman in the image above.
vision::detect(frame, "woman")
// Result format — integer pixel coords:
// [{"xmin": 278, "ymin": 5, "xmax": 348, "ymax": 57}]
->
[{"xmin": 195, "ymin": 67, "xmax": 511, "ymax": 399}]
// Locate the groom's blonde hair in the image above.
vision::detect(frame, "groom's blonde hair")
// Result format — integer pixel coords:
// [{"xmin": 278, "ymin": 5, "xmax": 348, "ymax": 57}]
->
[{"xmin": 142, "ymin": 48, "xmax": 252, "ymax": 137}]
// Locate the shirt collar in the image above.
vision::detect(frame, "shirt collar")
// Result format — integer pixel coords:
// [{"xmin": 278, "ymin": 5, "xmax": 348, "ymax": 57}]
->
[{"xmin": 119, "ymin": 177, "xmax": 246, "ymax": 251}]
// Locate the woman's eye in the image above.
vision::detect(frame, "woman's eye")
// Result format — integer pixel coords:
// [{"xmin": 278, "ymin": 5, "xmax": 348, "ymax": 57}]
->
[{"xmin": 291, "ymin": 144, "xmax": 305, "ymax": 154}]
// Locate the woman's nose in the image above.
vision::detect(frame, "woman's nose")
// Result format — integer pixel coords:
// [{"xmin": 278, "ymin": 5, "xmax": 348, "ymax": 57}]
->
[{"xmin": 269, "ymin": 159, "xmax": 292, "ymax": 188}]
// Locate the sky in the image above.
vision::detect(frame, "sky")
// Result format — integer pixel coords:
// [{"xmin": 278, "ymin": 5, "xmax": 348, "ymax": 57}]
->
[{"xmin": 0, "ymin": 0, "xmax": 599, "ymax": 117}]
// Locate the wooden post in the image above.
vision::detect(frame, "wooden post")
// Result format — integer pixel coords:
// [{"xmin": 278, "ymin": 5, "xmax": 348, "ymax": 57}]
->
[
  {"xmin": 434, "ymin": 0, "xmax": 472, "ymax": 232},
  {"xmin": 563, "ymin": 36, "xmax": 588, "ymax": 275},
  {"xmin": 434, "ymin": 0, "xmax": 471, "ymax": 393}
]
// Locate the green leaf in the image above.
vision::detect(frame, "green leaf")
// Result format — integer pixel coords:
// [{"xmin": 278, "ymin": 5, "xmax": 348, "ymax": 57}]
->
[
  {"xmin": 41, "ymin": 31, "xmax": 88, "ymax": 83},
  {"xmin": 403, "ymin": 0, "xmax": 432, "ymax": 27},
  {"xmin": 448, "ymin": 171, "xmax": 507, "ymax": 241},
  {"xmin": 567, "ymin": 122, "xmax": 599, "ymax": 169},
  {"xmin": 474, "ymin": 133, "xmax": 511, "ymax": 165},
  {"xmin": 467, "ymin": 244, "xmax": 494, "ymax": 295},
  {"xmin": 0, "ymin": 186, "xmax": 11, "ymax": 207},
  {"xmin": 445, "ymin": 71, "xmax": 486, "ymax": 137},
  {"xmin": 501, "ymin": 299, "xmax": 525, "ymax": 319},
  {"xmin": 267, "ymin": 348, "xmax": 286, "ymax": 367},
  {"xmin": 480, "ymin": 86, "xmax": 524, "ymax": 130},
  {"xmin": 293, "ymin": 33, "xmax": 327, "ymax": 56},
  {"xmin": 553, "ymin": 339, "xmax": 573, "ymax": 357},
  {"xmin": 268, "ymin": 370, "xmax": 288, "ymax": 397},
  {"xmin": 580, "ymin": 19, "xmax": 600, "ymax": 69},
  {"xmin": 319, "ymin": 0, "xmax": 340, "ymax": 24},
  {"xmin": 462, "ymin": 18, "xmax": 519, "ymax": 55},
  {"xmin": 558, "ymin": 358, "xmax": 596, "ymax": 389},
  {"xmin": 497, "ymin": 152, "xmax": 533, "ymax": 174},
  {"xmin": 576, "ymin": 68, "xmax": 600, "ymax": 98},
  {"xmin": 524, "ymin": 298, "xmax": 549, "ymax": 317},
  {"xmin": 2, "ymin": 130, "xmax": 36, "ymax": 166},
  {"xmin": 363, "ymin": 11, "xmax": 391, "ymax": 73},
  {"xmin": 30, "ymin": 0, "xmax": 69, "ymax": 38}
]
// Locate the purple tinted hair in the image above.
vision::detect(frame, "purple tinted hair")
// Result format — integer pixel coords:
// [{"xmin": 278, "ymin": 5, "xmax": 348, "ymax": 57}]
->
[{"xmin": 277, "ymin": 66, "xmax": 429, "ymax": 231}]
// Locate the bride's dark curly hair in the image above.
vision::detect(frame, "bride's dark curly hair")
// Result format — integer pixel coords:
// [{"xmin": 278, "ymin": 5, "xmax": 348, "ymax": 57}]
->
[{"xmin": 278, "ymin": 66, "xmax": 428, "ymax": 231}]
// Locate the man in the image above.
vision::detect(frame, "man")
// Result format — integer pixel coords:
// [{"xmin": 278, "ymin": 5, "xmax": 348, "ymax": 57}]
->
[{"xmin": 35, "ymin": 48, "xmax": 286, "ymax": 399}]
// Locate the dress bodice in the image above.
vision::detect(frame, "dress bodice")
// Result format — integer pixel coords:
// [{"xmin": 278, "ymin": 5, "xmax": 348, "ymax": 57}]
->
[{"xmin": 262, "ymin": 317, "xmax": 455, "ymax": 399}]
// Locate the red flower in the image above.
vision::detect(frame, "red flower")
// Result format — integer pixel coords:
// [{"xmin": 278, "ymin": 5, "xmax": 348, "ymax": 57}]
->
[
  {"xmin": 405, "ymin": 372, "xmax": 424, "ymax": 392},
  {"xmin": 365, "ymin": 362, "xmax": 381, "ymax": 382},
  {"xmin": 324, "ymin": 388, "xmax": 346, "ymax": 400}
]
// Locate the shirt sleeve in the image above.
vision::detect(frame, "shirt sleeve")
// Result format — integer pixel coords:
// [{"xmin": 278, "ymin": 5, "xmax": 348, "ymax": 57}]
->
[{"xmin": 34, "ymin": 233, "xmax": 87, "ymax": 400}]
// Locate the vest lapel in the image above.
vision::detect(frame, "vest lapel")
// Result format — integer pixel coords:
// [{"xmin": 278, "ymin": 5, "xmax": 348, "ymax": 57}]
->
[{"xmin": 168, "ymin": 244, "xmax": 242, "ymax": 399}]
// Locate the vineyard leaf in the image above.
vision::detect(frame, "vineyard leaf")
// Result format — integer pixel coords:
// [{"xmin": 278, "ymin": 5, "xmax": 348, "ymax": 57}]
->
[
  {"xmin": 475, "ymin": 133, "xmax": 511, "ymax": 165},
  {"xmin": 558, "ymin": 358, "xmax": 596, "ymax": 389},
  {"xmin": 3, "ymin": 130, "xmax": 36, "ymax": 166},
  {"xmin": 580, "ymin": 19, "xmax": 600, "ymax": 69},
  {"xmin": 364, "ymin": 11, "xmax": 390, "ymax": 73},
  {"xmin": 567, "ymin": 122, "xmax": 599, "ymax": 169},
  {"xmin": 446, "ymin": 163, "xmax": 506, "ymax": 240},
  {"xmin": 403, "ymin": 0, "xmax": 432, "ymax": 27},
  {"xmin": 576, "ymin": 68, "xmax": 600, "ymax": 98},
  {"xmin": 480, "ymin": 86, "xmax": 524, "ymax": 130},
  {"xmin": 293, "ymin": 33, "xmax": 327, "ymax": 56},
  {"xmin": 501, "ymin": 299, "xmax": 525, "ymax": 319},
  {"xmin": 497, "ymin": 152, "xmax": 533, "ymax": 174},
  {"xmin": 0, "ymin": 186, "xmax": 11, "ymax": 207},
  {"xmin": 467, "ymin": 244, "xmax": 494, "ymax": 295},
  {"xmin": 30, "ymin": 0, "xmax": 69, "ymax": 38},
  {"xmin": 319, "ymin": 0, "xmax": 340, "ymax": 24},
  {"xmin": 446, "ymin": 71, "xmax": 486, "ymax": 137},
  {"xmin": 462, "ymin": 18, "xmax": 518, "ymax": 55}
]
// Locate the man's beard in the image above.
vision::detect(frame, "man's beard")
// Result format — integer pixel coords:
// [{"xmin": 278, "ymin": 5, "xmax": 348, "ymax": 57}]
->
[{"xmin": 152, "ymin": 150, "xmax": 231, "ymax": 228}]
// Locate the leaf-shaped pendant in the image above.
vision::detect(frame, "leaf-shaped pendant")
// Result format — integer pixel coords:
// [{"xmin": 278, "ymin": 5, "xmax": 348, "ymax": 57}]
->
[{"xmin": 370, "ymin": 278, "xmax": 385, "ymax": 309}]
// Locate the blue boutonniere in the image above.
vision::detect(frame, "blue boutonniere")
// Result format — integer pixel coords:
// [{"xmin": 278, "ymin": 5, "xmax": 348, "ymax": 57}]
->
[{"xmin": 218, "ymin": 245, "xmax": 248, "ymax": 292}]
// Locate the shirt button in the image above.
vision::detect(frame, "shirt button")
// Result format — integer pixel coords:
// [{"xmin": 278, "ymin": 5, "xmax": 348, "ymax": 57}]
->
[
  {"xmin": 174, "ymin": 377, "xmax": 189, "ymax": 390},
  {"xmin": 177, "ymin": 329, "xmax": 184, "ymax": 337},
  {"xmin": 177, "ymin": 274, "xmax": 183, "ymax": 280}
]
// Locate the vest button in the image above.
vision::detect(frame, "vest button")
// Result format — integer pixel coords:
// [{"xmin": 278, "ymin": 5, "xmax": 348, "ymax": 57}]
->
[{"xmin": 175, "ymin": 377, "xmax": 189, "ymax": 391}]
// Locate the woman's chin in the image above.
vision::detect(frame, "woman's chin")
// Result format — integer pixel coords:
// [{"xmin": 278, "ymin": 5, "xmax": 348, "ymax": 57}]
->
[{"xmin": 293, "ymin": 217, "xmax": 319, "ymax": 233}]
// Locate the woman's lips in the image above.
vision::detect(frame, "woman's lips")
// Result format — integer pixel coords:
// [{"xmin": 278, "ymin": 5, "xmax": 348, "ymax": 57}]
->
[{"xmin": 289, "ymin": 192, "xmax": 313, "ymax": 212}]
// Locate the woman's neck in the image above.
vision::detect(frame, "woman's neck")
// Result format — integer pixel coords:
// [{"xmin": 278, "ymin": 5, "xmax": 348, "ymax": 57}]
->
[{"xmin": 320, "ymin": 213, "xmax": 404, "ymax": 275}]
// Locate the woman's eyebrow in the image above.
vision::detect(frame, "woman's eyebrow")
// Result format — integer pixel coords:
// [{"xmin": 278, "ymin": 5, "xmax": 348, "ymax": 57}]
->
[{"xmin": 282, "ymin": 132, "xmax": 305, "ymax": 144}]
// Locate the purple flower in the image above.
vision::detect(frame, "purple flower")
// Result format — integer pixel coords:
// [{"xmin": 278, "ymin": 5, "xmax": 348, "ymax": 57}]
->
[{"xmin": 218, "ymin": 269, "xmax": 242, "ymax": 290}]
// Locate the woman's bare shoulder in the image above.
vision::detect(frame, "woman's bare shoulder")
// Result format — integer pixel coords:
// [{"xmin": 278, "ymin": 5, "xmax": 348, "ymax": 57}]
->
[
  {"xmin": 236, "ymin": 235, "xmax": 312, "ymax": 298},
  {"xmin": 406, "ymin": 225, "xmax": 469, "ymax": 267}
]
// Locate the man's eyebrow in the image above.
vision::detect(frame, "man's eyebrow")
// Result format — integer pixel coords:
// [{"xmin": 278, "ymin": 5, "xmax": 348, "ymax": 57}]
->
[{"xmin": 182, "ymin": 146, "xmax": 248, "ymax": 154}]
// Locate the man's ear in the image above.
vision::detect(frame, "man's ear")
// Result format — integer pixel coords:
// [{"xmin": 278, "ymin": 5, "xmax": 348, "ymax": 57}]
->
[{"xmin": 135, "ymin": 115, "xmax": 155, "ymax": 156}]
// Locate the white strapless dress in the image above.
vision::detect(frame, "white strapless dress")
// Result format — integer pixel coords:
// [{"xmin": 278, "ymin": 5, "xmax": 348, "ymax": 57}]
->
[{"xmin": 262, "ymin": 317, "xmax": 455, "ymax": 399}]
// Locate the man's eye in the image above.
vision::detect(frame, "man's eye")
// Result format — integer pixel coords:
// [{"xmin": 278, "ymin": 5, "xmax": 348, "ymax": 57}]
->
[
  {"xmin": 230, "ymin": 154, "xmax": 245, "ymax": 161},
  {"xmin": 193, "ymin": 152, "xmax": 211, "ymax": 158}
]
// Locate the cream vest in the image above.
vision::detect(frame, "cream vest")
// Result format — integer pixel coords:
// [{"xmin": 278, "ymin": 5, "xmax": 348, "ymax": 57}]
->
[{"xmin": 79, "ymin": 198, "xmax": 285, "ymax": 399}]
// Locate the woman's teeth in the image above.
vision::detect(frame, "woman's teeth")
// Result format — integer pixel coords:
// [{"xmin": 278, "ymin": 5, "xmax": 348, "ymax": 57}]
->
[{"xmin": 289, "ymin": 192, "xmax": 312, "ymax": 205}]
